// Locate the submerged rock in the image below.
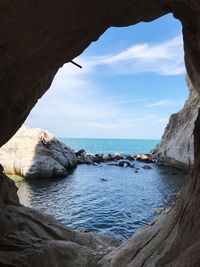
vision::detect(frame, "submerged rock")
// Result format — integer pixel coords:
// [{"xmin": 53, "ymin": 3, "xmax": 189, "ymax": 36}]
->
[
  {"xmin": 0, "ymin": 126, "xmax": 77, "ymax": 179},
  {"xmin": 100, "ymin": 178, "xmax": 108, "ymax": 182},
  {"xmin": 143, "ymin": 165, "xmax": 152, "ymax": 170},
  {"xmin": 108, "ymin": 161, "xmax": 134, "ymax": 168}
]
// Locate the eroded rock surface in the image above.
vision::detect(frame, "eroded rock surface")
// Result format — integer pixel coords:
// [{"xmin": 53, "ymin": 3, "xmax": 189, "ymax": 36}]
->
[
  {"xmin": 153, "ymin": 76, "xmax": 200, "ymax": 170},
  {"xmin": 0, "ymin": 126, "xmax": 77, "ymax": 178},
  {"xmin": 1, "ymin": 1, "xmax": 200, "ymax": 267}
]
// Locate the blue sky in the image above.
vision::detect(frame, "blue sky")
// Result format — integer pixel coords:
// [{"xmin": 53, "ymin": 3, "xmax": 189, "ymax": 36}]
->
[{"xmin": 26, "ymin": 14, "xmax": 188, "ymax": 139}]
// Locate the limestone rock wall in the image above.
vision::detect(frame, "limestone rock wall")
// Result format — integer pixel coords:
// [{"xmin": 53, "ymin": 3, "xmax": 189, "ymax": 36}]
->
[
  {"xmin": 153, "ymin": 76, "xmax": 200, "ymax": 170},
  {"xmin": 0, "ymin": 126, "xmax": 77, "ymax": 178}
]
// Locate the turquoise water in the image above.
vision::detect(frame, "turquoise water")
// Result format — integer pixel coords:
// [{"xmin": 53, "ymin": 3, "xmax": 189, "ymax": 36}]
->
[
  {"xmin": 60, "ymin": 138, "xmax": 159, "ymax": 154},
  {"xmin": 16, "ymin": 139, "xmax": 186, "ymax": 241}
]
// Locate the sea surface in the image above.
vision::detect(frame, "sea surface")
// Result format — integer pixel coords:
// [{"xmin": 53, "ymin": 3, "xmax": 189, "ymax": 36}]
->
[
  {"xmin": 16, "ymin": 138, "xmax": 186, "ymax": 241},
  {"xmin": 59, "ymin": 137, "xmax": 160, "ymax": 155}
]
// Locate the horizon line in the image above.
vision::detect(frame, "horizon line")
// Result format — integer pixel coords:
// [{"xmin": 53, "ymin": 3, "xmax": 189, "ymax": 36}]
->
[{"xmin": 58, "ymin": 137, "xmax": 160, "ymax": 141}]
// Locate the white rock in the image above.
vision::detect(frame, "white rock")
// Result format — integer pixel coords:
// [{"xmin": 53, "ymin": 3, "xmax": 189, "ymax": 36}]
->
[
  {"xmin": 153, "ymin": 76, "xmax": 200, "ymax": 170},
  {"xmin": 0, "ymin": 126, "xmax": 77, "ymax": 178}
]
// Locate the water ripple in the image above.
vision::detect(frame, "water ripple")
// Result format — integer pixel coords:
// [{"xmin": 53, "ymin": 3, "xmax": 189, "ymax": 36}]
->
[{"xmin": 17, "ymin": 162, "xmax": 186, "ymax": 241}]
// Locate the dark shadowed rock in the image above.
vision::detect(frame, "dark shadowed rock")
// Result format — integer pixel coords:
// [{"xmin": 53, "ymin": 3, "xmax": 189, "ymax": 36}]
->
[
  {"xmin": 100, "ymin": 178, "xmax": 108, "ymax": 182},
  {"xmin": 113, "ymin": 153, "xmax": 124, "ymax": 160},
  {"xmin": 75, "ymin": 149, "xmax": 86, "ymax": 157},
  {"xmin": 118, "ymin": 161, "xmax": 131, "ymax": 167},
  {"xmin": 126, "ymin": 155, "xmax": 135, "ymax": 160}
]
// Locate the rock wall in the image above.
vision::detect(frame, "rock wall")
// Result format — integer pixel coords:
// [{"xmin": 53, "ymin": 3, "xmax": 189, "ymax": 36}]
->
[
  {"xmin": 0, "ymin": 126, "xmax": 77, "ymax": 178},
  {"xmin": 1, "ymin": 1, "xmax": 200, "ymax": 267},
  {"xmin": 153, "ymin": 76, "xmax": 200, "ymax": 170}
]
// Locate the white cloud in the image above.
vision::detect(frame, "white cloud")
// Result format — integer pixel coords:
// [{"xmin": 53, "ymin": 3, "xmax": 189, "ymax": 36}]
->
[
  {"xmin": 26, "ymin": 35, "xmax": 186, "ymax": 138},
  {"xmin": 147, "ymin": 99, "xmax": 184, "ymax": 108},
  {"xmin": 79, "ymin": 35, "xmax": 185, "ymax": 76},
  {"xmin": 147, "ymin": 100, "xmax": 174, "ymax": 107}
]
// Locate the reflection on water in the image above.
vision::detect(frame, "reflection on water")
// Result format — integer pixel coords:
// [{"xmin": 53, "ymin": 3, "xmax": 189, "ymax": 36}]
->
[{"xmin": 16, "ymin": 162, "xmax": 186, "ymax": 241}]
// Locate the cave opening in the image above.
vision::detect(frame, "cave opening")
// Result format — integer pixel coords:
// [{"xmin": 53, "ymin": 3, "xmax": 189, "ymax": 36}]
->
[
  {"xmin": 1, "ymin": 2, "xmax": 200, "ymax": 266},
  {"xmin": 25, "ymin": 13, "xmax": 188, "ymax": 141},
  {"xmin": 9, "ymin": 14, "xmax": 190, "ymax": 241}
]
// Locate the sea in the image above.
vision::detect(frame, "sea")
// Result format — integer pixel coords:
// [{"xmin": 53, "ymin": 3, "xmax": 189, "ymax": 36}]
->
[
  {"xmin": 16, "ymin": 138, "xmax": 187, "ymax": 241},
  {"xmin": 59, "ymin": 138, "xmax": 159, "ymax": 155}
]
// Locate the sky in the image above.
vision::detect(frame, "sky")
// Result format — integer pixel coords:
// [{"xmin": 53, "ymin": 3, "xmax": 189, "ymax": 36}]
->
[{"xmin": 25, "ymin": 14, "xmax": 188, "ymax": 139}]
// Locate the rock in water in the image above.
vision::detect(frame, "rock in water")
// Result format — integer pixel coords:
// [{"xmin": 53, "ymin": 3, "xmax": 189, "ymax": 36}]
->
[
  {"xmin": 0, "ymin": 126, "xmax": 77, "ymax": 179},
  {"xmin": 100, "ymin": 178, "xmax": 108, "ymax": 182},
  {"xmin": 126, "ymin": 155, "xmax": 135, "ymax": 160},
  {"xmin": 135, "ymin": 154, "xmax": 154, "ymax": 163},
  {"xmin": 118, "ymin": 161, "xmax": 131, "ymax": 167},
  {"xmin": 113, "ymin": 153, "xmax": 123, "ymax": 160},
  {"xmin": 143, "ymin": 165, "xmax": 152, "ymax": 170},
  {"xmin": 75, "ymin": 149, "xmax": 86, "ymax": 157}
]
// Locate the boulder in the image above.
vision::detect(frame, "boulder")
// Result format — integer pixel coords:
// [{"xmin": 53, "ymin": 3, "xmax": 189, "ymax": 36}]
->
[
  {"xmin": 0, "ymin": 126, "xmax": 77, "ymax": 179},
  {"xmin": 135, "ymin": 154, "xmax": 154, "ymax": 163},
  {"xmin": 126, "ymin": 155, "xmax": 135, "ymax": 160},
  {"xmin": 102, "ymin": 153, "xmax": 111, "ymax": 161},
  {"xmin": 93, "ymin": 154, "xmax": 103, "ymax": 163},
  {"xmin": 113, "ymin": 153, "xmax": 123, "ymax": 160},
  {"xmin": 75, "ymin": 149, "xmax": 86, "ymax": 157},
  {"xmin": 118, "ymin": 161, "xmax": 131, "ymax": 167},
  {"xmin": 77, "ymin": 153, "xmax": 96, "ymax": 164}
]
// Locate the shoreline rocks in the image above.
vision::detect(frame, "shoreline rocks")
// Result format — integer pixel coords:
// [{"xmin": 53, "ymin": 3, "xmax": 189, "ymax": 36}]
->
[
  {"xmin": 0, "ymin": 126, "xmax": 157, "ymax": 179},
  {"xmin": 0, "ymin": 125, "xmax": 157, "ymax": 179},
  {"xmin": 76, "ymin": 151, "xmax": 156, "ymax": 172},
  {"xmin": 76, "ymin": 150, "xmax": 154, "ymax": 165},
  {"xmin": 0, "ymin": 126, "xmax": 158, "ymax": 178}
]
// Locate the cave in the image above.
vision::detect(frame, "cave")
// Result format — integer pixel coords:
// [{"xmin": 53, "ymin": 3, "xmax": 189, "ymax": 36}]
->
[{"xmin": 1, "ymin": 1, "xmax": 200, "ymax": 266}]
